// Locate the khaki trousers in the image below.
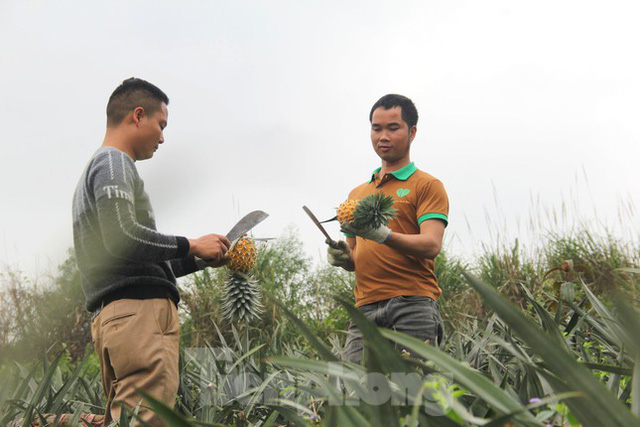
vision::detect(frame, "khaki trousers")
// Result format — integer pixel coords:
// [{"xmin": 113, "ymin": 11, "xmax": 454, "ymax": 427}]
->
[{"xmin": 91, "ymin": 298, "xmax": 180, "ymax": 426}]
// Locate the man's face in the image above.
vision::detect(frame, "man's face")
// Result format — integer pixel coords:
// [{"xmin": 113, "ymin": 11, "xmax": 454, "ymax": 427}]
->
[
  {"xmin": 370, "ymin": 106, "xmax": 416, "ymax": 165},
  {"xmin": 134, "ymin": 102, "xmax": 168, "ymax": 161}
]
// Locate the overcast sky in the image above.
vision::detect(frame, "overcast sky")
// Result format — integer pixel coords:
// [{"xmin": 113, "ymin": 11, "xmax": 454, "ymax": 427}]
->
[{"xmin": 1, "ymin": 0, "xmax": 638, "ymax": 277}]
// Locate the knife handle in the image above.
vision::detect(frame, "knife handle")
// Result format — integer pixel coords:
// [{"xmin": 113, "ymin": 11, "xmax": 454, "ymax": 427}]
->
[{"xmin": 326, "ymin": 238, "xmax": 341, "ymax": 250}]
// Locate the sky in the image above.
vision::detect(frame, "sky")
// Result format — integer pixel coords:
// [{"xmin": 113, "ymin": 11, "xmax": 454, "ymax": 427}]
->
[{"xmin": 1, "ymin": 0, "xmax": 638, "ymax": 278}]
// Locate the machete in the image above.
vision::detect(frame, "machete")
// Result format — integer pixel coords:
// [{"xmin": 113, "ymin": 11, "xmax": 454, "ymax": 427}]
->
[
  {"xmin": 302, "ymin": 205, "xmax": 339, "ymax": 248},
  {"xmin": 197, "ymin": 210, "xmax": 269, "ymax": 264},
  {"xmin": 226, "ymin": 210, "xmax": 269, "ymax": 241}
]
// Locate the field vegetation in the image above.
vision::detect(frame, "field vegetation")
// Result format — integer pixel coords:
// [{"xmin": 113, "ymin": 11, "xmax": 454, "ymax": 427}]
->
[{"xmin": 0, "ymin": 223, "xmax": 639, "ymax": 426}]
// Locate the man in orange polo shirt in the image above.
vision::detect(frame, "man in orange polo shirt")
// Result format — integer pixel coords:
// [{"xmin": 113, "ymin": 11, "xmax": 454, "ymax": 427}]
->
[{"xmin": 327, "ymin": 94, "xmax": 449, "ymax": 363}]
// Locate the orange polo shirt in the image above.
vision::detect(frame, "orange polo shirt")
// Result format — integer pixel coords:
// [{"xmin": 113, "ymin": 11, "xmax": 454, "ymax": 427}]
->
[{"xmin": 347, "ymin": 162, "xmax": 449, "ymax": 307}]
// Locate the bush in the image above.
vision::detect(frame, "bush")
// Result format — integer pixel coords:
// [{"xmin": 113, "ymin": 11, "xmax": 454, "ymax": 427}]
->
[{"xmin": 0, "ymin": 252, "xmax": 91, "ymax": 363}]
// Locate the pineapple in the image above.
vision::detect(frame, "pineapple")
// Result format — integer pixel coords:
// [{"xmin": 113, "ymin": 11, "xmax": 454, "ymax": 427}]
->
[
  {"xmin": 337, "ymin": 192, "xmax": 396, "ymax": 229},
  {"xmin": 226, "ymin": 237, "xmax": 258, "ymax": 273},
  {"xmin": 336, "ymin": 198, "xmax": 359, "ymax": 223},
  {"xmin": 221, "ymin": 237, "xmax": 263, "ymax": 322}
]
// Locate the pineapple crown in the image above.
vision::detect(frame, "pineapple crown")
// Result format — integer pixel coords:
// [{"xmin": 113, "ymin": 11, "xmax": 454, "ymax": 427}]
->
[
  {"xmin": 353, "ymin": 192, "xmax": 396, "ymax": 229},
  {"xmin": 222, "ymin": 271, "xmax": 264, "ymax": 322}
]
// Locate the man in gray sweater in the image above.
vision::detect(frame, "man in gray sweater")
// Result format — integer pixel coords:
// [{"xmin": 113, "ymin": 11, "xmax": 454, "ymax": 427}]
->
[{"xmin": 73, "ymin": 78, "xmax": 229, "ymax": 426}]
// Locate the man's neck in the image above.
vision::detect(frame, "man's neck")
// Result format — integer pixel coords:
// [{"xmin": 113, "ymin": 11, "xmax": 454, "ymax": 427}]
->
[
  {"xmin": 379, "ymin": 158, "xmax": 411, "ymax": 177},
  {"xmin": 102, "ymin": 129, "xmax": 136, "ymax": 161}
]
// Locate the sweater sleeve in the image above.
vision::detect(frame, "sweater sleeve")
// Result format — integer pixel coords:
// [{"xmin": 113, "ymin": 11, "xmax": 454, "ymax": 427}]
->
[
  {"xmin": 169, "ymin": 256, "xmax": 201, "ymax": 277},
  {"xmin": 89, "ymin": 150, "xmax": 190, "ymax": 262}
]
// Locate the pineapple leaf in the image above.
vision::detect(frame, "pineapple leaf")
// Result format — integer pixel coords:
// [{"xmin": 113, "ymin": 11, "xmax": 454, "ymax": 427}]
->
[{"xmin": 353, "ymin": 192, "xmax": 396, "ymax": 229}]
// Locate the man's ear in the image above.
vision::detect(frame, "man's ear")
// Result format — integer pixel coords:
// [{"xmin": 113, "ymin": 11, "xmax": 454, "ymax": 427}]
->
[
  {"xmin": 132, "ymin": 106, "xmax": 145, "ymax": 126},
  {"xmin": 409, "ymin": 125, "xmax": 417, "ymax": 142}
]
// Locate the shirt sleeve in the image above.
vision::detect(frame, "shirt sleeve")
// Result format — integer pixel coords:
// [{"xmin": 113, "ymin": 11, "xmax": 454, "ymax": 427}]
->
[
  {"xmin": 416, "ymin": 179, "xmax": 449, "ymax": 227},
  {"xmin": 89, "ymin": 150, "xmax": 190, "ymax": 262}
]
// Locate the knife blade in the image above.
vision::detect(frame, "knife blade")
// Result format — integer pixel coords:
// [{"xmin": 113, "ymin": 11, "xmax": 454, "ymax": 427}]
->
[
  {"xmin": 196, "ymin": 210, "xmax": 269, "ymax": 265},
  {"xmin": 226, "ymin": 210, "xmax": 269, "ymax": 241},
  {"xmin": 302, "ymin": 205, "xmax": 339, "ymax": 248}
]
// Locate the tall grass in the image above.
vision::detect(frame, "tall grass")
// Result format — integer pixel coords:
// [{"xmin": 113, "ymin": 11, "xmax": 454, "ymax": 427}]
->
[{"xmin": 0, "ymin": 221, "xmax": 638, "ymax": 425}]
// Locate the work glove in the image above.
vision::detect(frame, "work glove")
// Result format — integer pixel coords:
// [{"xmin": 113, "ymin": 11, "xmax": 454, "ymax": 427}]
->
[
  {"xmin": 326, "ymin": 239, "xmax": 351, "ymax": 267},
  {"xmin": 340, "ymin": 221, "xmax": 392, "ymax": 244}
]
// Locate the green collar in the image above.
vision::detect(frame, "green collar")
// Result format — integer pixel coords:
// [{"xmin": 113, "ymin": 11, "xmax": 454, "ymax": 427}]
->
[{"xmin": 369, "ymin": 162, "xmax": 417, "ymax": 182}]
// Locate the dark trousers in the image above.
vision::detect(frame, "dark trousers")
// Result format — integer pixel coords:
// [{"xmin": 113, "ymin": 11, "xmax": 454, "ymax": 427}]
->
[{"xmin": 343, "ymin": 296, "xmax": 444, "ymax": 363}]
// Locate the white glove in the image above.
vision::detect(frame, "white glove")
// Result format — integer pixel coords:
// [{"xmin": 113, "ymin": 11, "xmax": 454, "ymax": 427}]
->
[
  {"xmin": 340, "ymin": 221, "xmax": 391, "ymax": 244},
  {"xmin": 326, "ymin": 239, "xmax": 352, "ymax": 267}
]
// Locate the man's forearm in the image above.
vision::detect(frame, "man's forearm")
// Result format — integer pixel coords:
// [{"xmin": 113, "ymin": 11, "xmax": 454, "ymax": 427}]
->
[{"xmin": 384, "ymin": 231, "xmax": 441, "ymax": 259}]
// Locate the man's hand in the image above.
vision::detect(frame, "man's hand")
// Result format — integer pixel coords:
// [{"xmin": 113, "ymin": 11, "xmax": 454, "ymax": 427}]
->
[
  {"xmin": 188, "ymin": 234, "xmax": 231, "ymax": 262},
  {"xmin": 326, "ymin": 239, "xmax": 352, "ymax": 268},
  {"xmin": 340, "ymin": 222, "xmax": 391, "ymax": 244},
  {"xmin": 202, "ymin": 254, "xmax": 229, "ymax": 268}
]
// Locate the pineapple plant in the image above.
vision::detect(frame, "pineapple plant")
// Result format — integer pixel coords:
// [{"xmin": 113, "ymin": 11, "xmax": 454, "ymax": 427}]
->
[
  {"xmin": 221, "ymin": 237, "xmax": 263, "ymax": 322},
  {"xmin": 337, "ymin": 192, "xmax": 396, "ymax": 229}
]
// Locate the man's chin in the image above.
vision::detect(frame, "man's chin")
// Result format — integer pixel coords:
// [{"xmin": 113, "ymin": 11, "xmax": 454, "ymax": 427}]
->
[{"xmin": 377, "ymin": 153, "xmax": 398, "ymax": 162}]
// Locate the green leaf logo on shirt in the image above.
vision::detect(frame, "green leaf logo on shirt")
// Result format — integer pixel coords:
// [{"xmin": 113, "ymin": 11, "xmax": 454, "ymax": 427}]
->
[{"xmin": 397, "ymin": 188, "xmax": 410, "ymax": 198}]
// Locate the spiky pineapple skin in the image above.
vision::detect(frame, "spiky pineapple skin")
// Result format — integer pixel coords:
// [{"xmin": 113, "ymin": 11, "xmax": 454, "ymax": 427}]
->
[
  {"xmin": 221, "ymin": 272, "xmax": 263, "ymax": 322},
  {"xmin": 226, "ymin": 238, "xmax": 257, "ymax": 273},
  {"xmin": 337, "ymin": 199, "xmax": 359, "ymax": 224}
]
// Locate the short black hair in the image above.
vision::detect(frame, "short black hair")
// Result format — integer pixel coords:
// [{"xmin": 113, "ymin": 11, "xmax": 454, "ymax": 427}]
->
[
  {"xmin": 369, "ymin": 94, "xmax": 418, "ymax": 128},
  {"xmin": 106, "ymin": 77, "xmax": 169, "ymax": 126}
]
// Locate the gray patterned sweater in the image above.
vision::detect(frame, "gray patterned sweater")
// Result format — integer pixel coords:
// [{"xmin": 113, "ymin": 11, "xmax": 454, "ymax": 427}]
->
[{"xmin": 73, "ymin": 147, "xmax": 198, "ymax": 311}]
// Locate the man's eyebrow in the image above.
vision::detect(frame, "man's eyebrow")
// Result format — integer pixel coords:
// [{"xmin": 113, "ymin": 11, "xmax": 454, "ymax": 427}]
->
[{"xmin": 372, "ymin": 121, "xmax": 401, "ymax": 127}]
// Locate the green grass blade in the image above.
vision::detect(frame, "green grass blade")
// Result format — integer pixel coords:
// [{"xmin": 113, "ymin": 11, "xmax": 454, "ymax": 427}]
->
[
  {"xmin": 520, "ymin": 285, "xmax": 570, "ymax": 353},
  {"xmin": 581, "ymin": 363, "xmax": 632, "ymax": 376},
  {"xmin": 137, "ymin": 389, "xmax": 196, "ymax": 426},
  {"xmin": 379, "ymin": 329, "xmax": 538, "ymax": 425},
  {"xmin": 633, "ymin": 357, "xmax": 640, "ymax": 417},
  {"xmin": 335, "ymin": 297, "xmax": 412, "ymax": 375},
  {"xmin": 22, "ymin": 352, "xmax": 64, "ymax": 426},
  {"xmin": 612, "ymin": 300, "xmax": 640, "ymax": 416},
  {"xmin": 48, "ymin": 352, "xmax": 91, "ymax": 414},
  {"xmin": 270, "ymin": 294, "xmax": 339, "ymax": 362},
  {"xmin": 463, "ymin": 272, "xmax": 640, "ymax": 427},
  {"xmin": 269, "ymin": 356, "xmax": 395, "ymax": 425},
  {"xmin": 579, "ymin": 280, "xmax": 628, "ymax": 347},
  {"xmin": 269, "ymin": 355, "xmax": 368, "ymax": 399},
  {"xmin": 241, "ymin": 369, "xmax": 280, "ymax": 417},
  {"xmin": 485, "ymin": 391, "xmax": 583, "ymax": 427},
  {"xmin": 262, "ymin": 409, "xmax": 280, "ymax": 427},
  {"xmin": 220, "ymin": 343, "xmax": 265, "ymax": 380},
  {"xmin": 266, "ymin": 405, "xmax": 310, "ymax": 426}
]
